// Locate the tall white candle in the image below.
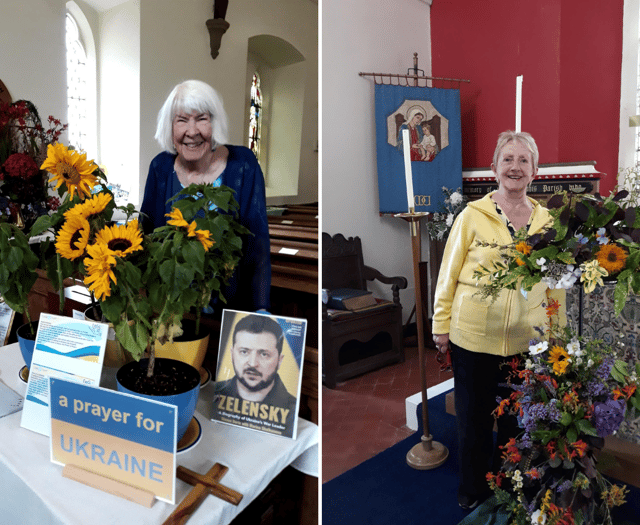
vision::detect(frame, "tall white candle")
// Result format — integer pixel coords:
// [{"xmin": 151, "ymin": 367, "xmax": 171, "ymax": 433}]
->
[
  {"xmin": 516, "ymin": 75, "xmax": 523, "ymax": 132},
  {"xmin": 402, "ymin": 128, "xmax": 414, "ymax": 212}
]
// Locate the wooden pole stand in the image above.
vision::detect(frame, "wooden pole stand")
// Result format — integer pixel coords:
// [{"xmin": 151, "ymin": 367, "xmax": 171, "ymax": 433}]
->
[{"xmin": 396, "ymin": 213, "xmax": 449, "ymax": 470}]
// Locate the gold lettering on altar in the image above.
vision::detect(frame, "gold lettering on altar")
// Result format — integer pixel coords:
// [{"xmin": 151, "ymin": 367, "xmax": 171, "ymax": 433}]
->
[{"xmin": 414, "ymin": 195, "xmax": 431, "ymax": 207}]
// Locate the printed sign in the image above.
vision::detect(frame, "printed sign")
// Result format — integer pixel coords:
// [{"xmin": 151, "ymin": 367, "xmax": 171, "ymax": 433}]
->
[
  {"xmin": 20, "ymin": 313, "xmax": 108, "ymax": 436},
  {"xmin": 0, "ymin": 300, "xmax": 15, "ymax": 346},
  {"xmin": 211, "ymin": 310, "xmax": 307, "ymax": 439},
  {"xmin": 49, "ymin": 378, "xmax": 177, "ymax": 503}
]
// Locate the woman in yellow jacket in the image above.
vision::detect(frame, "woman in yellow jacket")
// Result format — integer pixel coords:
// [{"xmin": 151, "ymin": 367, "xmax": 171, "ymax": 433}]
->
[{"xmin": 432, "ymin": 131, "xmax": 565, "ymax": 510}]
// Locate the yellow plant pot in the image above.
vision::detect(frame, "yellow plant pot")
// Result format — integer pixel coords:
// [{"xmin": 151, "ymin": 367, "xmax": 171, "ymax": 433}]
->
[
  {"xmin": 154, "ymin": 319, "xmax": 210, "ymax": 381},
  {"xmin": 84, "ymin": 306, "xmax": 134, "ymax": 369}
]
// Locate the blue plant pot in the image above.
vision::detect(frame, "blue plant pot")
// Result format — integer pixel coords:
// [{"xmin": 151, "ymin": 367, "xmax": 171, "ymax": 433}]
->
[
  {"xmin": 116, "ymin": 358, "xmax": 200, "ymax": 442},
  {"xmin": 17, "ymin": 321, "xmax": 38, "ymax": 369}
]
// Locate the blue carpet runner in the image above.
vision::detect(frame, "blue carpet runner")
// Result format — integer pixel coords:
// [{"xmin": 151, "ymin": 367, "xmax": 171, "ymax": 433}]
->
[{"xmin": 322, "ymin": 391, "xmax": 640, "ymax": 525}]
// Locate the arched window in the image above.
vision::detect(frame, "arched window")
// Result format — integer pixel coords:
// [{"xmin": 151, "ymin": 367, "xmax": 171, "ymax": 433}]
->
[
  {"xmin": 65, "ymin": 12, "xmax": 88, "ymax": 152},
  {"xmin": 249, "ymin": 72, "xmax": 263, "ymax": 159}
]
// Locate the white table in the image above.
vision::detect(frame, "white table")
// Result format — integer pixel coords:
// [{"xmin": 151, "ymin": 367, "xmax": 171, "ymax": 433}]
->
[{"xmin": 0, "ymin": 342, "xmax": 318, "ymax": 525}]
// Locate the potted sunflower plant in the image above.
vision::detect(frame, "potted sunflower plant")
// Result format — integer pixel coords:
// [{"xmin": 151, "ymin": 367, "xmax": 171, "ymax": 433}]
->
[{"xmin": 32, "ymin": 142, "xmax": 248, "ymax": 440}]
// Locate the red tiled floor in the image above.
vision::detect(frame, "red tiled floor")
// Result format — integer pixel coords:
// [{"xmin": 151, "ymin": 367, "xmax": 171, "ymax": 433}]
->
[{"xmin": 321, "ymin": 340, "xmax": 454, "ymax": 483}]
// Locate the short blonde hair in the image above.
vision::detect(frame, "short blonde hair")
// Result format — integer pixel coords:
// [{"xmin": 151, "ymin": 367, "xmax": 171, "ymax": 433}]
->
[
  {"xmin": 155, "ymin": 80, "xmax": 229, "ymax": 153},
  {"xmin": 492, "ymin": 131, "xmax": 539, "ymax": 173}
]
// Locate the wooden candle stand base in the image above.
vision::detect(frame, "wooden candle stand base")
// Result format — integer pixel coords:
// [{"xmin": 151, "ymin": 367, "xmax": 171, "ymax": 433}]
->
[{"xmin": 162, "ymin": 463, "xmax": 243, "ymax": 525}]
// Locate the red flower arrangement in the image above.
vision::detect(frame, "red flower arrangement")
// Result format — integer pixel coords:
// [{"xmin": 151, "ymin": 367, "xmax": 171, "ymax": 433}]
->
[{"xmin": 0, "ymin": 100, "xmax": 67, "ymax": 229}]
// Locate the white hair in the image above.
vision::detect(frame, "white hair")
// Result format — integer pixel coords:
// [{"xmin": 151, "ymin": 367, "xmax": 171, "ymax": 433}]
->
[{"xmin": 155, "ymin": 80, "xmax": 229, "ymax": 153}]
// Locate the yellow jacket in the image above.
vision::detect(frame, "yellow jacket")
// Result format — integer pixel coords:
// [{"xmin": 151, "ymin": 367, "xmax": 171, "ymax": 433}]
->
[{"xmin": 432, "ymin": 192, "xmax": 565, "ymax": 356}]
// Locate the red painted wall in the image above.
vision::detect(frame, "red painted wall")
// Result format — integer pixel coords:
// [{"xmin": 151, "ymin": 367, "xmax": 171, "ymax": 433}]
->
[{"xmin": 431, "ymin": 0, "xmax": 624, "ymax": 194}]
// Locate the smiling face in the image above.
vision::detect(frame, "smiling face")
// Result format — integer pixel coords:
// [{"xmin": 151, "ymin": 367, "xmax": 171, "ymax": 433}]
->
[
  {"xmin": 172, "ymin": 110, "xmax": 213, "ymax": 163},
  {"xmin": 231, "ymin": 330, "xmax": 283, "ymax": 395},
  {"xmin": 491, "ymin": 140, "xmax": 537, "ymax": 194}
]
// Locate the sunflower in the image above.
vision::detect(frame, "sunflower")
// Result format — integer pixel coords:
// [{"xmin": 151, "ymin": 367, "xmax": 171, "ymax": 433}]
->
[
  {"xmin": 548, "ymin": 345, "xmax": 571, "ymax": 375},
  {"xmin": 66, "ymin": 192, "xmax": 112, "ymax": 221},
  {"xmin": 55, "ymin": 215, "xmax": 91, "ymax": 260},
  {"xmin": 596, "ymin": 244, "xmax": 627, "ymax": 274},
  {"xmin": 194, "ymin": 229, "xmax": 214, "ymax": 251},
  {"xmin": 186, "ymin": 221, "xmax": 198, "ymax": 237},
  {"xmin": 166, "ymin": 208, "xmax": 190, "ymax": 228},
  {"xmin": 84, "ymin": 242, "xmax": 117, "ymax": 301},
  {"xmin": 94, "ymin": 219, "xmax": 143, "ymax": 258},
  {"xmin": 40, "ymin": 143, "xmax": 98, "ymax": 200}
]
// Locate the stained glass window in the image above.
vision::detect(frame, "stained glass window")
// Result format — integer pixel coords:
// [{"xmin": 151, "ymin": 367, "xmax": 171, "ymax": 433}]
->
[
  {"xmin": 249, "ymin": 72, "xmax": 262, "ymax": 158},
  {"xmin": 66, "ymin": 13, "xmax": 88, "ymax": 152}
]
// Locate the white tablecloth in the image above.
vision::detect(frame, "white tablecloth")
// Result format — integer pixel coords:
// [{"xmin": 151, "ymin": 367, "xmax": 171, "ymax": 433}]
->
[{"xmin": 0, "ymin": 342, "xmax": 318, "ymax": 525}]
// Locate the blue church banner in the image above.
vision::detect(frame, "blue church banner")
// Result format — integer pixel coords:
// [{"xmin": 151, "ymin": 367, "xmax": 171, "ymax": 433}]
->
[{"xmin": 374, "ymin": 84, "xmax": 463, "ymax": 214}]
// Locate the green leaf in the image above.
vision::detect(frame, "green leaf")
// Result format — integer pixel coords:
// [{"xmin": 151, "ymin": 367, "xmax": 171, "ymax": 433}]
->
[
  {"xmin": 566, "ymin": 427, "xmax": 578, "ymax": 444},
  {"xmin": 614, "ymin": 278, "xmax": 630, "ymax": 317},
  {"xmin": 575, "ymin": 418, "xmax": 598, "ymax": 437},
  {"xmin": 611, "ymin": 360, "xmax": 629, "ymax": 382},
  {"xmin": 560, "ymin": 412, "xmax": 573, "ymax": 426}
]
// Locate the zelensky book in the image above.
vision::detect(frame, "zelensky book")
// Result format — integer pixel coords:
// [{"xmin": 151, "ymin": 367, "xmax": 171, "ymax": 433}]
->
[{"xmin": 211, "ymin": 310, "xmax": 307, "ymax": 439}]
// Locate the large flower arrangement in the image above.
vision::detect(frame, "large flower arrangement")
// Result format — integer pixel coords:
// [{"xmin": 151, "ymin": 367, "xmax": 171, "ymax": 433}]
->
[
  {"xmin": 0, "ymin": 100, "xmax": 66, "ymax": 228},
  {"xmin": 487, "ymin": 300, "xmax": 639, "ymax": 525},
  {"xmin": 473, "ymin": 190, "xmax": 640, "ymax": 316},
  {"xmin": 425, "ymin": 186, "xmax": 468, "ymax": 241},
  {"xmin": 7, "ymin": 142, "xmax": 248, "ymax": 377}
]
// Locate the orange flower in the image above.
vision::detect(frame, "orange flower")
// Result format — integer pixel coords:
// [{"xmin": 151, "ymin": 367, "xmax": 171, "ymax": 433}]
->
[
  {"xmin": 515, "ymin": 257, "xmax": 526, "ymax": 266},
  {"xmin": 500, "ymin": 437, "xmax": 522, "ymax": 463},
  {"xmin": 596, "ymin": 244, "xmax": 628, "ymax": 274},
  {"xmin": 572, "ymin": 440, "xmax": 588, "ymax": 458},
  {"xmin": 546, "ymin": 298, "xmax": 561, "ymax": 318},
  {"xmin": 612, "ymin": 384, "xmax": 635, "ymax": 401},
  {"xmin": 494, "ymin": 398, "xmax": 510, "ymax": 417},
  {"xmin": 525, "ymin": 468, "xmax": 541, "ymax": 480},
  {"xmin": 515, "ymin": 241, "xmax": 532, "ymax": 255}
]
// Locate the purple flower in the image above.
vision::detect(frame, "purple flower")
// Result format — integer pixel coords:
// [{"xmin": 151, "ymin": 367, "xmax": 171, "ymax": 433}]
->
[
  {"xmin": 557, "ymin": 480, "xmax": 573, "ymax": 493},
  {"xmin": 595, "ymin": 356, "xmax": 614, "ymax": 380},
  {"xmin": 593, "ymin": 398, "xmax": 626, "ymax": 437}
]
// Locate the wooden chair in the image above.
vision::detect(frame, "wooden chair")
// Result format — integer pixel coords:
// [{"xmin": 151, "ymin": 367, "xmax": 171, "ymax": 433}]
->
[{"xmin": 322, "ymin": 233, "xmax": 407, "ymax": 389}]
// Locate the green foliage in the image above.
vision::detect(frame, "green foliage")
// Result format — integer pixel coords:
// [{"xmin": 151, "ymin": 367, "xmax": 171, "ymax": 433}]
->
[
  {"xmin": 99, "ymin": 183, "xmax": 249, "ymax": 364},
  {"xmin": 0, "ymin": 222, "xmax": 39, "ymax": 320}
]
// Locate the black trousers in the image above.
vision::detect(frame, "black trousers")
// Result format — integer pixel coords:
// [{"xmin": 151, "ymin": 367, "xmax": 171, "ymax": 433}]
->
[{"xmin": 450, "ymin": 341, "xmax": 520, "ymax": 498}]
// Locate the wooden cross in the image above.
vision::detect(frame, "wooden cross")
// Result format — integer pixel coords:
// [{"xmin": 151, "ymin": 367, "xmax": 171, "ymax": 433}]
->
[{"xmin": 162, "ymin": 463, "xmax": 243, "ymax": 525}]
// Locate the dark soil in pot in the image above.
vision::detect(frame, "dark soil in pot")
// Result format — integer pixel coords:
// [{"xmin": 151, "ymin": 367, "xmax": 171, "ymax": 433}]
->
[{"xmin": 117, "ymin": 358, "xmax": 200, "ymax": 396}]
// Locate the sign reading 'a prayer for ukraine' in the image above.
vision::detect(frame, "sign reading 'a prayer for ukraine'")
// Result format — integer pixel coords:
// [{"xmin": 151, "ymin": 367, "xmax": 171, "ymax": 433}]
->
[
  {"xmin": 49, "ymin": 378, "xmax": 177, "ymax": 503},
  {"xmin": 374, "ymin": 84, "xmax": 463, "ymax": 214}
]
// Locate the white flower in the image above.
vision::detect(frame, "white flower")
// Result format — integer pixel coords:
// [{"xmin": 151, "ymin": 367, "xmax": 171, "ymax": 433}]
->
[
  {"xmin": 450, "ymin": 191, "xmax": 463, "ymax": 206},
  {"xmin": 531, "ymin": 509, "xmax": 547, "ymax": 525},
  {"xmin": 536, "ymin": 257, "xmax": 547, "ymax": 271},
  {"xmin": 587, "ymin": 358, "xmax": 594, "ymax": 368},
  {"xmin": 525, "ymin": 359, "xmax": 534, "ymax": 370},
  {"xmin": 446, "ymin": 213, "xmax": 454, "ymax": 227},
  {"xmin": 567, "ymin": 338, "xmax": 583, "ymax": 357},
  {"xmin": 529, "ymin": 341, "xmax": 548, "ymax": 355}
]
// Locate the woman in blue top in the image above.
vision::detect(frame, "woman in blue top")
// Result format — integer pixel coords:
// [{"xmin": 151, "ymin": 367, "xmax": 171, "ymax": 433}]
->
[{"xmin": 140, "ymin": 79, "xmax": 271, "ymax": 314}]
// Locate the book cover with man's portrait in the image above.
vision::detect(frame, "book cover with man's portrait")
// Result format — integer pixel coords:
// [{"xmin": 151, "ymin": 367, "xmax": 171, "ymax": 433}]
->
[{"xmin": 211, "ymin": 310, "xmax": 307, "ymax": 439}]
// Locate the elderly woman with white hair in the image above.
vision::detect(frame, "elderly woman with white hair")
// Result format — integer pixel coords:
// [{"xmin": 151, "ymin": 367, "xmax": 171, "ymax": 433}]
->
[
  {"xmin": 431, "ymin": 131, "xmax": 565, "ymax": 511},
  {"xmin": 140, "ymin": 79, "xmax": 270, "ymax": 314}
]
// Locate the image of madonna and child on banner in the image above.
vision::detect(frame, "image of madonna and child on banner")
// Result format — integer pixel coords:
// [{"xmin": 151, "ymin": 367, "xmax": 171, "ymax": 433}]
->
[{"xmin": 374, "ymin": 84, "xmax": 463, "ymax": 214}]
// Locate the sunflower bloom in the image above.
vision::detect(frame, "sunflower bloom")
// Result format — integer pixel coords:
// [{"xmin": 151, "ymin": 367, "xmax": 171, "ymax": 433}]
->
[
  {"xmin": 55, "ymin": 215, "xmax": 91, "ymax": 260},
  {"xmin": 186, "ymin": 221, "xmax": 198, "ymax": 237},
  {"xmin": 94, "ymin": 219, "xmax": 143, "ymax": 258},
  {"xmin": 84, "ymin": 242, "xmax": 117, "ymax": 301},
  {"xmin": 66, "ymin": 192, "xmax": 112, "ymax": 221},
  {"xmin": 194, "ymin": 229, "xmax": 214, "ymax": 251},
  {"xmin": 596, "ymin": 244, "xmax": 628, "ymax": 274},
  {"xmin": 549, "ymin": 346, "xmax": 571, "ymax": 375},
  {"xmin": 515, "ymin": 241, "xmax": 532, "ymax": 255},
  {"xmin": 166, "ymin": 208, "xmax": 189, "ymax": 228},
  {"xmin": 40, "ymin": 143, "xmax": 98, "ymax": 200}
]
